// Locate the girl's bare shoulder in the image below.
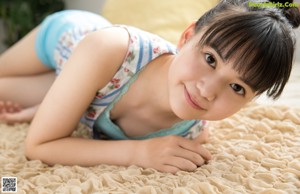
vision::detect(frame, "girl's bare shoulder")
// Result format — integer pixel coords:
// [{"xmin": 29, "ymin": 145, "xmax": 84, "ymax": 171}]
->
[
  {"xmin": 82, "ymin": 26, "xmax": 130, "ymax": 62},
  {"xmin": 69, "ymin": 26, "xmax": 130, "ymax": 89}
]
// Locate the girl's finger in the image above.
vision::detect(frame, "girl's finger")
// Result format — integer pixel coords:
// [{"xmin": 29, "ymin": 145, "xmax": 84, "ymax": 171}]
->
[
  {"xmin": 173, "ymin": 145, "xmax": 206, "ymax": 167},
  {"xmin": 178, "ymin": 137, "xmax": 212, "ymax": 161},
  {"xmin": 164, "ymin": 156, "xmax": 198, "ymax": 172}
]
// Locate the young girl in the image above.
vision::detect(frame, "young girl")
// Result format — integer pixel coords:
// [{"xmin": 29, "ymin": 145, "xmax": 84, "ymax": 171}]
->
[{"xmin": 0, "ymin": 0, "xmax": 299, "ymax": 173}]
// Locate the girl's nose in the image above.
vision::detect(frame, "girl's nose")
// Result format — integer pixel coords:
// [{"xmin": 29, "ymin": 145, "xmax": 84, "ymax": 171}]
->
[{"xmin": 196, "ymin": 80, "xmax": 217, "ymax": 102}]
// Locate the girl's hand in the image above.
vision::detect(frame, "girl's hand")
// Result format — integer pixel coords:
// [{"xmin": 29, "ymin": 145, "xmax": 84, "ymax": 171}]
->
[
  {"xmin": 133, "ymin": 130, "xmax": 211, "ymax": 174},
  {"xmin": 0, "ymin": 101, "xmax": 38, "ymax": 125}
]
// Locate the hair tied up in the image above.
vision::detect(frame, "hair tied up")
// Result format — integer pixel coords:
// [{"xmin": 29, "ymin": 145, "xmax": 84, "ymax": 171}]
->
[
  {"xmin": 277, "ymin": 0, "xmax": 300, "ymax": 28},
  {"xmin": 283, "ymin": 7, "xmax": 300, "ymax": 28}
]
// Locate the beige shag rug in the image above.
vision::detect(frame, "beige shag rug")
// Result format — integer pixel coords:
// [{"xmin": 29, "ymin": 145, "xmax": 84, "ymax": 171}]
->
[{"xmin": 1, "ymin": 103, "xmax": 300, "ymax": 194}]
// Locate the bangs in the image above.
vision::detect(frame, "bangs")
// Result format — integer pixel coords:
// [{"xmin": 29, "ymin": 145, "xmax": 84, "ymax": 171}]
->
[{"xmin": 198, "ymin": 12, "xmax": 294, "ymax": 98}]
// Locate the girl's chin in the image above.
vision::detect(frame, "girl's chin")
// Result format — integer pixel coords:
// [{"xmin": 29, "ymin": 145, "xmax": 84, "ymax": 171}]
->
[
  {"xmin": 171, "ymin": 106, "xmax": 232, "ymax": 121},
  {"xmin": 171, "ymin": 105, "xmax": 204, "ymax": 120}
]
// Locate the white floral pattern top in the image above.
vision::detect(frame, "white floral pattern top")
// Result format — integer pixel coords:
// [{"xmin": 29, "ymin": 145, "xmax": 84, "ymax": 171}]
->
[{"xmin": 54, "ymin": 25, "xmax": 206, "ymax": 140}]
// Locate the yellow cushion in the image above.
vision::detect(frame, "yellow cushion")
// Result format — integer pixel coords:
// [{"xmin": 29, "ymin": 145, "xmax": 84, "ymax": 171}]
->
[{"xmin": 102, "ymin": 0, "xmax": 219, "ymax": 45}]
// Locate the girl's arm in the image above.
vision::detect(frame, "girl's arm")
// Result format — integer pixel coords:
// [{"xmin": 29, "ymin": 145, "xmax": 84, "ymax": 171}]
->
[
  {"xmin": 25, "ymin": 27, "xmax": 134, "ymax": 165},
  {"xmin": 25, "ymin": 27, "xmax": 211, "ymax": 173}
]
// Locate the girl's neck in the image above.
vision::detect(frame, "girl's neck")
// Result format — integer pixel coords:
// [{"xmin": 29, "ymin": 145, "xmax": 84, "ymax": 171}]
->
[{"xmin": 140, "ymin": 54, "xmax": 182, "ymax": 123}]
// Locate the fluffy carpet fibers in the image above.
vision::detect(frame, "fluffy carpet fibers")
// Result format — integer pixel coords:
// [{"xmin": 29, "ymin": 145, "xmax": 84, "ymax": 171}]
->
[{"xmin": 1, "ymin": 103, "xmax": 300, "ymax": 194}]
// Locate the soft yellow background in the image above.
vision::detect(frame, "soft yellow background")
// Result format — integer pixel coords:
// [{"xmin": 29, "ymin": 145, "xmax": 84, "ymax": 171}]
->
[{"xmin": 102, "ymin": 0, "xmax": 219, "ymax": 45}]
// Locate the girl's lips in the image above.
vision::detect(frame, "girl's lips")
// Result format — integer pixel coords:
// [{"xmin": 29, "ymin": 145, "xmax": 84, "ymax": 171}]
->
[{"xmin": 184, "ymin": 86, "xmax": 206, "ymax": 110}]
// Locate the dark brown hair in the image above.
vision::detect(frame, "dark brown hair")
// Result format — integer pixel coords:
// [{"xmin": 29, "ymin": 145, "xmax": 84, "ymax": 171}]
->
[{"xmin": 194, "ymin": 0, "xmax": 300, "ymax": 99}]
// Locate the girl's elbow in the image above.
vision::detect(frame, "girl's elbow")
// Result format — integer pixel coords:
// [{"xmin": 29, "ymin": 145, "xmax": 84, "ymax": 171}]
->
[
  {"xmin": 24, "ymin": 143, "xmax": 34, "ymax": 160},
  {"xmin": 24, "ymin": 139, "xmax": 41, "ymax": 161}
]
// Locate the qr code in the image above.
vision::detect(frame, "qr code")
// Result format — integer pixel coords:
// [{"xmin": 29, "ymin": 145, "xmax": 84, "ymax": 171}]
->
[{"xmin": 1, "ymin": 177, "xmax": 17, "ymax": 193}]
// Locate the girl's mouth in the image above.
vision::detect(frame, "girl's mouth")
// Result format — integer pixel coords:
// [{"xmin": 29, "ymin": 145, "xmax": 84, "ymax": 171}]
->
[{"xmin": 184, "ymin": 86, "xmax": 206, "ymax": 110}]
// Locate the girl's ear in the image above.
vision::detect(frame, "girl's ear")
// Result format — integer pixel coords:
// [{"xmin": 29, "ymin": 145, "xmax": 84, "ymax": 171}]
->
[{"xmin": 177, "ymin": 22, "xmax": 196, "ymax": 49}]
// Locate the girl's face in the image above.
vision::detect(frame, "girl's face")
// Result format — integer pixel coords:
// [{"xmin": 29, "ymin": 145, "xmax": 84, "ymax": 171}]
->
[{"xmin": 168, "ymin": 28, "xmax": 256, "ymax": 121}]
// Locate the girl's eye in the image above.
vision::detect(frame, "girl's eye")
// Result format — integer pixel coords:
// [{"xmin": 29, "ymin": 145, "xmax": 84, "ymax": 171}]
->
[
  {"xmin": 205, "ymin": 53, "xmax": 216, "ymax": 68},
  {"xmin": 230, "ymin": 83, "xmax": 245, "ymax": 95}
]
